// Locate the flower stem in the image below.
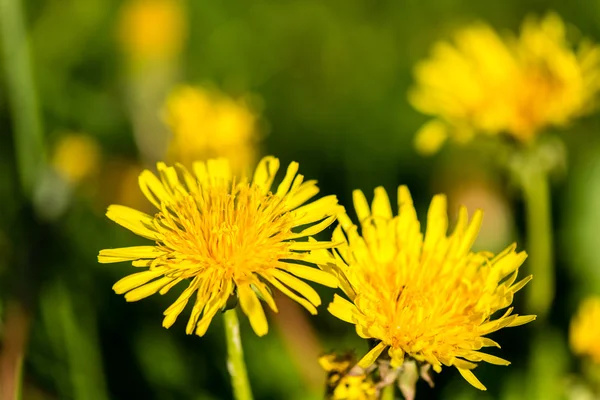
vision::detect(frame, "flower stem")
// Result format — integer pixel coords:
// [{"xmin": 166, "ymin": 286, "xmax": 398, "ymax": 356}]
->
[
  {"xmin": 40, "ymin": 281, "xmax": 109, "ymax": 400},
  {"xmin": 223, "ymin": 309, "xmax": 253, "ymax": 400},
  {"xmin": 522, "ymin": 166, "xmax": 554, "ymax": 319},
  {"xmin": 0, "ymin": 0, "xmax": 45, "ymax": 198}
]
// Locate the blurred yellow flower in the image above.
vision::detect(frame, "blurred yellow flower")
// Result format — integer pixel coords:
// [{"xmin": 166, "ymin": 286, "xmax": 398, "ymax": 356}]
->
[
  {"xmin": 52, "ymin": 133, "xmax": 101, "ymax": 184},
  {"xmin": 317, "ymin": 186, "xmax": 535, "ymax": 390},
  {"xmin": 570, "ymin": 296, "xmax": 600, "ymax": 364},
  {"xmin": 98, "ymin": 156, "xmax": 342, "ymax": 337},
  {"xmin": 410, "ymin": 13, "xmax": 600, "ymax": 154},
  {"xmin": 319, "ymin": 353, "xmax": 377, "ymax": 400},
  {"xmin": 164, "ymin": 86, "xmax": 260, "ymax": 175},
  {"xmin": 117, "ymin": 0, "xmax": 187, "ymax": 62}
]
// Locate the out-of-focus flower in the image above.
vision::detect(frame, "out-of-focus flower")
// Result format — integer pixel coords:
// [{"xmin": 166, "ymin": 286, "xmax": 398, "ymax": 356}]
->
[
  {"xmin": 319, "ymin": 353, "xmax": 377, "ymax": 400},
  {"xmin": 163, "ymin": 85, "xmax": 260, "ymax": 174},
  {"xmin": 410, "ymin": 13, "xmax": 600, "ymax": 154},
  {"xmin": 317, "ymin": 186, "xmax": 535, "ymax": 390},
  {"xmin": 117, "ymin": 0, "xmax": 187, "ymax": 63},
  {"xmin": 410, "ymin": 24, "xmax": 519, "ymax": 152},
  {"xmin": 52, "ymin": 133, "xmax": 101, "ymax": 184},
  {"xmin": 570, "ymin": 296, "xmax": 600, "ymax": 364},
  {"xmin": 98, "ymin": 156, "xmax": 342, "ymax": 337}
]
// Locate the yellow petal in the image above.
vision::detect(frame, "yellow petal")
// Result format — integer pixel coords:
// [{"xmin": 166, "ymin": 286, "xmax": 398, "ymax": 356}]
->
[
  {"xmin": 479, "ymin": 314, "xmax": 517, "ymax": 335},
  {"xmin": 287, "ymin": 181, "xmax": 319, "ymax": 210},
  {"xmin": 352, "ymin": 189, "xmax": 371, "ymax": 223},
  {"xmin": 507, "ymin": 314, "xmax": 537, "ymax": 327},
  {"xmin": 139, "ymin": 169, "xmax": 170, "ymax": 209},
  {"xmin": 279, "ymin": 262, "xmax": 338, "ymax": 288},
  {"xmin": 372, "ymin": 187, "xmax": 392, "ymax": 219},
  {"xmin": 276, "ymin": 161, "xmax": 299, "ymax": 197},
  {"xmin": 163, "ymin": 296, "xmax": 190, "ymax": 329},
  {"xmin": 288, "ymin": 215, "xmax": 337, "ymax": 239},
  {"xmin": 239, "ymin": 284, "xmax": 269, "ymax": 336},
  {"xmin": 457, "ymin": 209, "xmax": 483, "ymax": 256},
  {"xmin": 423, "ymin": 194, "xmax": 448, "ymax": 254},
  {"xmin": 328, "ymin": 294, "xmax": 357, "ymax": 323},
  {"xmin": 159, "ymin": 278, "xmax": 183, "ymax": 295},
  {"xmin": 106, "ymin": 205, "xmax": 160, "ymax": 241},
  {"xmin": 157, "ymin": 162, "xmax": 181, "ymax": 196},
  {"xmin": 124, "ymin": 277, "xmax": 174, "ymax": 302},
  {"xmin": 357, "ymin": 342, "xmax": 386, "ymax": 369},
  {"xmin": 252, "ymin": 156, "xmax": 280, "ymax": 194},
  {"xmin": 175, "ymin": 163, "xmax": 199, "ymax": 194},
  {"xmin": 457, "ymin": 368, "xmax": 487, "ymax": 391},
  {"xmin": 263, "ymin": 274, "xmax": 317, "ymax": 314},
  {"xmin": 291, "ymin": 195, "xmax": 341, "ymax": 226},
  {"xmin": 163, "ymin": 277, "xmax": 200, "ymax": 328},
  {"xmin": 480, "ymin": 338, "xmax": 501, "ymax": 348},
  {"xmin": 251, "ymin": 280, "xmax": 278, "ymax": 312},
  {"xmin": 195, "ymin": 282, "xmax": 232, "ymax": 336},
  {"xmin": 113, "ymin": 268, "xmax": 167, "ymax": 294},
  {"xmin": 98, "ymin": 246, "xmax": 165, "ymax": 263},
  {"xmin": 509, "ymin": 275, "xmax": 533, "ymax": 294},
  {"xmin": 466, "ymin": 352, "xmax": 510, "ymax": 366},
  {"xmin": 270, "ymin": 270, "xmax": 321, "ymax": 306}
]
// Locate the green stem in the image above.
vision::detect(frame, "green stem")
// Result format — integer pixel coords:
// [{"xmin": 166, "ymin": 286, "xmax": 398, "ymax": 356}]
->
[
  {"xmin": 53, "ymin": 281, "xmax": 108, "ymax": 400},
  {"xmin": 381, "ymin": 384, "xmax": 395, "ymax": 400},
  {"xmin": 223, "ymin": 309, "xmax": 253, "ymax": 400},
  {"xmin": 0, "ymin": 0, "xmax": 45, "ymax": 198},
  {"xmin": 522, "ymin": 167, "xmax": 554, "ymax": 319}
]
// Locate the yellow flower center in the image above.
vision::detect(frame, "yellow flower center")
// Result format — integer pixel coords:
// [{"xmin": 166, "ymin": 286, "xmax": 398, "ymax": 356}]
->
[{"xmin": 153, "ymin": 183, "xmax": 294, "ymax": 283}]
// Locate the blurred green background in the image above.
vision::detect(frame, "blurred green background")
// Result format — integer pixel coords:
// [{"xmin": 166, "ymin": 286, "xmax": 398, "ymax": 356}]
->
[{"xmin": 2, "ymin": 0, "xmax": 600, "ymax": 399}]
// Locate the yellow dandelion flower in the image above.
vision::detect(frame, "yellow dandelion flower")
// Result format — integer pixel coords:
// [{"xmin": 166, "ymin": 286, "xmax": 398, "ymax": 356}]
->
[
  {"xmin": 409, "ymin": 23, "xmax": 519, "ymax": 153},
  {"xmin": 117, "ymin": 0, "xmax": 187, "ymax": 62},
  {"xmin": 98, "ymin": 156, "xmax": 342, "ymax": 337},
  {"xmin": 318, "ymin": 186, "xmax": 535, "ymax": 390},
  {"xmin": 410, "ymin": 12, "xmax": 600, "ymax": 153},
  {"xmin": 570, "ymin": 296, "xmax": 600, "ymax": 364},
  {"xmin": 164, "ymin": 86, "xmax": 259, "ymax": 174},
  {"xmin": 319, "ymin": 353, "xmax": 377, "ymax": 400},
  {"xmin": 52, "ymin": 133, "xmax": 101, "ymax": 184}
]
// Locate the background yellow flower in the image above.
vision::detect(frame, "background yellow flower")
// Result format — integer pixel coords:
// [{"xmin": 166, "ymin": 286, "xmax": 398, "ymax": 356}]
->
[
  {"xmin": 117, "ymin": 0, "xmax": 187, "ymax": 63},
  {"xmin": 163, "ymin": 86, "xmax": 261, "ymax": 175},
  {"xmin": 51, "ymin": 133, "xmax": 101, "ymax": 184},
  {"xmin": 410, "ymin": 13, "xmax": 600, "ymax": 153},
  {"xmin": 570, "ymin": 296, "xmax": 600, "ymax": 364}
]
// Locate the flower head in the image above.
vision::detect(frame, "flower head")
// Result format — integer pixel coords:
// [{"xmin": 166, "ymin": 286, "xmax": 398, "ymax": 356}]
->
[
  {"xmin": 318, "ymin": 186, "xmax": 535, "ymax": 390},
  {"xmin": 570, "ymin": 296, "xmax": 600, "ymax": 364},
  {"xmin": 98, "ymin": 156, "xmax": 342, "ymax": 336},
  {"xmin": 410, "ymin": 12, "xmax": 600, "ymax": 153},
  {"xmin": 164, "ymin": 86, "xmax": 260, "ymax": 174},
  {"xmin": 117, "ymin": 0, "xmax": 187, "ymax": 63}
]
